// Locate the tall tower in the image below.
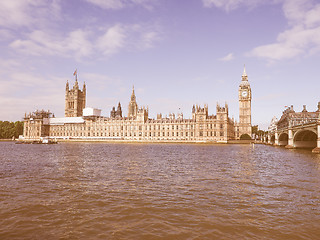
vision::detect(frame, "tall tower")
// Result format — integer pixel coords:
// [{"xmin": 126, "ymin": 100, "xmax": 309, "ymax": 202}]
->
[
  {"xmin": 238, "ymin": 65, "xmax": 252, "ymax": 138},
  {"xmin": 128, "ymin": 86, "xmax": 138, "ymax": 118},
  {"xmin": 65, "ymin": 77, "xmax": 86, "ymax": 117}
]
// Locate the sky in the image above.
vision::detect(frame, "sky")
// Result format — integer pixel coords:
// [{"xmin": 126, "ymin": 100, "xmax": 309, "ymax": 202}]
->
[{"xmin": 1, "ymin": 0, "xmax": 320, "ymax": 130}]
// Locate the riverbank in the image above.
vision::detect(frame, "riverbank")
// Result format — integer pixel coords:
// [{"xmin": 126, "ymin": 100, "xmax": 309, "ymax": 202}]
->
[{"xmin": 54, "ymin": 139, "xmax": 258, "ymax": 145}]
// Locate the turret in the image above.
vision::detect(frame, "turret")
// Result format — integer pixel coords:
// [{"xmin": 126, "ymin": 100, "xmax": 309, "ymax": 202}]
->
[
  {"xmin": 128, "ymin": 85, "xmax": 138, "ymax": 119},
  {"xmin": 74, "ymin": 79, "xmax": 79, "ymax": 90},
  {"xmin": 131, "ymin": 85, "xmax": 136, "ymax": 101},
  {"xmin": 116, "ymin": 102, "xmax": 122, "ymax": 117},
  {"xmin": 65, "ymin": 71, "xmax": 86, "ymax": 117},
  {"xmin": 66, "ymin": 80, "xmax": 69, "ymax": 91},
  {"xmin": 110, "ymin": 106, "xmax": 116, "ymax": 118},
  {"xmin": 137, "ymin": 106, "xmax": 148, "ymax": 123}
]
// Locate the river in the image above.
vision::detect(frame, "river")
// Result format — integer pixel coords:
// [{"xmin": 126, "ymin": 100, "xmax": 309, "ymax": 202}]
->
[{"xmin": 0, "ymin": 142, "xmax": 319, "ymax": 239}]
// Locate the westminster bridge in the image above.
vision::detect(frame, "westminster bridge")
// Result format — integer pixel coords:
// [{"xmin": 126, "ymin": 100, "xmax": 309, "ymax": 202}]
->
[{"xmin": 266, "ymin": 105, "xmax": 320, "ymax": 153}]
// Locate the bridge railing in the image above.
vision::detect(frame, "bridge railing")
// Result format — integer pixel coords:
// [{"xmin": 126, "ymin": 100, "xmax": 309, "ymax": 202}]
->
[{"xmin": 291, "ymin": 117, "xmax": 318, "ymax": 127}]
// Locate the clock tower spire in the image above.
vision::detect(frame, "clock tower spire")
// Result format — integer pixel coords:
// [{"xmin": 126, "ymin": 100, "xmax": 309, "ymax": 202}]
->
[{"xmin": 238, "ymin": 65, "xmax": 252, "ymax": 139}]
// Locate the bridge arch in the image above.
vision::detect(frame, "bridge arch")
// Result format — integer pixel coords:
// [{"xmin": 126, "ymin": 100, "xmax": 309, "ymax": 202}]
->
[
  {"xmin": 270, "ymin": 135, "xmax": 275, "ymax": 144},
  {"xmin": 293, "ymin": 129, "xmax": 317, "ymax": 149},
  {"xmin": 279, "ymin": 133, "xmax": 288, "ymax": 146}
]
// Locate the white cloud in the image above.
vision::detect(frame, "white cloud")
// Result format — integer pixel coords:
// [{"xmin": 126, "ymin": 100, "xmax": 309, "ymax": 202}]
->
[
  {"xmin": 0, "ymin": 29, "xmax": 14, "ymax": 41},
  {"xmin": 219, "ymin": 53, "xmax": 234, "ymax": 61},
  {"xmin": 202, "ymin": 0, "xmax": 267, "ymax": 12},
  {"xmin": 141, "ymin": 31, "xmax": 160, "ymax": 48},
  {"xmin": 65, "ymin": 30, "xmax": 94, "ymax": 58},
  {"xmin": 249, "ymin": 0, "xmax": 320, "ymax": 61},
  {"xmin": 0, "ymin": 0, "xmax": 61, "ymax": 28},
  {"xmin": 10, "ymin": 29, "xmax": 93, "ymax": 59},
  {"xmin": 85, "ymin": 0, "xmax": 124, "ymax": 9},
  {"xmin": 85, "ymin": 0, "xmax": 156, "ymax": 10},
  {"xmin": 0, "ymin": 63, "xmax": 67, "ymax": 121},
  {"xmin": 204, "ymin": 0, "xmax": 320, "ymax": 61},
  {"xmin": 10, "ymin": 23, "xmax": 162, "ymax": 60},
  {"xmin": 97, "ymin": 25, "xmax": 126, "ymax": 55}
]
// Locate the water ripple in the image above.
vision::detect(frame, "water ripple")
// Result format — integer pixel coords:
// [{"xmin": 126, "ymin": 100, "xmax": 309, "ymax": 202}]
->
[{"xmin": 0, "ymin": 142, "xmax": 320, "ymax": 239}]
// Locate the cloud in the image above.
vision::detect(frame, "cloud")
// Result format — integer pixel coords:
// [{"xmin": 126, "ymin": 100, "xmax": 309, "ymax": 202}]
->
[
  {"xmin": 85, "ymin": 0, "xmax": 156, "ymax": 10},
  {"xmin": 10, "ymin": 29, "xmax": 93, "ymax": 59},
  {"xmin": 0, "ymin": 63, "xmax": 67, "ymax": 120},
  {"xmin": 10, "ymin": 23, "xmax": 161, "ymax": 60},
  {"xmin": 202, "ymin": 0, "xmax": 267, "ymax": 12},
  {"xmin": 0, "ymin": 0, "xmax": 61, "ymax": 28},
  {"xmin": 219, "ymin": 53, "xmax": 234, "ymax": 61},
  {"xmin": 204, "ymin": 0, "xmax": 320, "ymax": 61},
  {"xmin": 140, "ymin": 31, "xmax": 160, "ymax": 48},
  {"xmin": 97, "ymin": 25, "xmax": 126, "ymax": 55},
  {"xmin": 249, "ymin": 0, "xmax": 320, "ymax": 61},
  {"xmin": 85, "ymin": 0, "xmax": 124, "ymax": 9}
]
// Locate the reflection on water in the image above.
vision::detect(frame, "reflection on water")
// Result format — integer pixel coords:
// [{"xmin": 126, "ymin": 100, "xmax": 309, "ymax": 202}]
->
[{"xmin": 0, "ymin": 142, "xmax": 320, "ymax": 239}]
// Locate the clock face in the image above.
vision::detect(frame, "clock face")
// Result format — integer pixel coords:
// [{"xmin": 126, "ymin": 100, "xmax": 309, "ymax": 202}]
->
[{"xmin": 242, "ymin": 91, "xmax": 248, "ymax": 97}]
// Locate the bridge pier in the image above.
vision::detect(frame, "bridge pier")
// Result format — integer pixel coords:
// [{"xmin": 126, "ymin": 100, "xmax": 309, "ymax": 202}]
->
[
  {"xmin": 285, "ymin": 128, "xmax": 295, "ymax": 149},
  {"xmin": 274, "ymin": 132, "xmax": 279, "ymax": 145},
  {"xmin": 312, "ymin": 123, "xmax": 320, "ymax": 153}
]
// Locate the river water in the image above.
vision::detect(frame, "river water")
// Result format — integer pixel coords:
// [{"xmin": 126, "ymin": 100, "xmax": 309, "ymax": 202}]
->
[{"xmin": 0, "ymin": 142, "xmax": 319, "ymax": 239}]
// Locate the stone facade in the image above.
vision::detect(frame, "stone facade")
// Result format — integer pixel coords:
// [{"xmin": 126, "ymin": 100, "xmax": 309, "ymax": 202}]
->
[
  {"xmin": 238, "ymin": 66, "xmax": 252, "ymax": 138},
  {"xmin": 23, "ymin": 69, "xmax": 251, "ymax": 142},
  {"xmin": 65, "ymin": 79, "xmax": 86, "ymax": 117},
  {"xmin": 128, "ymin": 86, "xmax": 138, "ymax": 119},
  {"xmin": 266, "ymin": 103, "xmax": 320, "ymax": 153},
  {"xmin": 23, "ymin": 110, "xmax": 52, "ymax": 139}
]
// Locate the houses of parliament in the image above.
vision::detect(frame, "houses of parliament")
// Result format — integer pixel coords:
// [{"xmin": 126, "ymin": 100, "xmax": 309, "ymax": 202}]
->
[{"xmin": 23, "ymin": 67, "xmax": 252, "ymax": 142}]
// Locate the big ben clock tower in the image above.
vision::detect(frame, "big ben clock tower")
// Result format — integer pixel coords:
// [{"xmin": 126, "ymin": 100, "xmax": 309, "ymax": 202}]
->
[{"xmin": 239, "ymin": 65, "xmax": 252, "ymax": 138}]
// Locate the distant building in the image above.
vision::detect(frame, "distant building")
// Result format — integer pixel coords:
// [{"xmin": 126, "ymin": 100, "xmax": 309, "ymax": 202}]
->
[
  {"xmin": 65, "ymin": 79, "xmax": 86, "ymax": 117},
  {"xmin": 23, "ymin": 68, "xmax": 252, "ymax": 142},
  {"xmin": 128, "ymin": 86, "xmax": 138, "ymax": 119},
  {"xmin": 238, "ymin": 65, "xmax": 252, "ymax": 138},
  {"xmin": 267, "ymin": 103, "xmax": 320, "ymax": 150}
]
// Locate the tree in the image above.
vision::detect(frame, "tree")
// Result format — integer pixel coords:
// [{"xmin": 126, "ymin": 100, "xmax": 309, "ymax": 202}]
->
[
  {"xmin": 240, "ymin": 134, "xmax": 251, "ymax": 140},
  {"xmin": 0, "ymin": 121, "xmax": 24, "ymax": 139},
  {"xmin": 251, "ymin": 125, "xmax": 267, "ymax": 140}
]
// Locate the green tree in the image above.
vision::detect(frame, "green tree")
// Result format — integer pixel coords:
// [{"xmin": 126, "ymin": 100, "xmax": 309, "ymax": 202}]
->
[
  {"xmin": 240, "ymin": 134, "xmax": 252, "ymax": 140},
  {"xmin": 0, "ymin": 121, "xmax": 24, "ymax": 139}
]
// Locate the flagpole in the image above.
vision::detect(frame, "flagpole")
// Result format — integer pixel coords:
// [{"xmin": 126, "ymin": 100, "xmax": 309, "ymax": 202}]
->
[{"xmin": 73, "ymin": 69, "xmax": 78, "ymax": 81}]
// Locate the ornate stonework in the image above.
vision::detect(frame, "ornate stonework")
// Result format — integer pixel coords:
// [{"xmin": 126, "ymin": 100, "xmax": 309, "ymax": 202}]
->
[
  {"xmin": 23, "ymin": 69, "xmax": 250, "ymax": 143},
  {"xmin": 65, "ymin": 78, "xmax": 86, "ymax": 117},
  {"xmin": 238, "ymin": 66, "xmax": 252, "ymax": 138}
]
